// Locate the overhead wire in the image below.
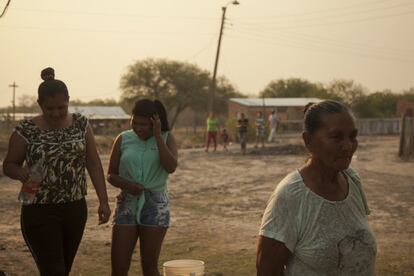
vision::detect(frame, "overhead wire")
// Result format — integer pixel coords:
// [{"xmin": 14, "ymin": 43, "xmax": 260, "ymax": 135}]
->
[
  {"xmin": 0, "ymin": 0, "xmax": 11, "ymax": 18},
  {"xmin": 224, "ymin": 28, "xmax": 414, "ymax": 64},
  {"xmin": 12, "ymin": 8, "xmax": 218, "ymax": 21},
  {"xmin": 185, "ymin": 34, "xmax": 218, "ymax": 61},
  {"xmin": 233, "ymin": 0, "xmax": 413, "ymax": 21},
  {"xmin": 0, "ymin": 24, "xmax": 216, "ymax": 36},
  {"xmin": 231, "ymin": 24, "xmax": 414, "ymax": 58},
  {"xmin": 229, "ymin": 7, "xmax": 414, "ymax": 31},
  {"xmin": 220, "ymin": 0, "xmax": 414, "ymax": 64},
  {"xmin": 228, "ymin": 0, "xmax": 414, "ymax": 35}
]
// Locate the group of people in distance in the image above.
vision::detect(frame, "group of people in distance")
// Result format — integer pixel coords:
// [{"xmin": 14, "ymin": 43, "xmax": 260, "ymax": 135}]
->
[
  {"xmin": 2, "ymin": 68, "xmax": 376, "ymax": 276},
  {"xmin": 205, "ymin": 109, "xmax": 280, "ymax": 154}
]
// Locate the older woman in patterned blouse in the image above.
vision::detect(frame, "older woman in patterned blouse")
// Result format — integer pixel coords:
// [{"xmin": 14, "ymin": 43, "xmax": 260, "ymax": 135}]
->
[{"xmin": 3, "ymin": 67, "xmax": 111, "ymax": 276}]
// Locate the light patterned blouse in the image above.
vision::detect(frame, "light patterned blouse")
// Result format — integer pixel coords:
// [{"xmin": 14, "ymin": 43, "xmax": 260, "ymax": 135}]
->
[
  {"xmin": 15, "ymin": 113, "xmax": 88, "ymax": 204},
  {"xmin": 259, "ymin": 168, "xmax": 376, "ymax": 276}
]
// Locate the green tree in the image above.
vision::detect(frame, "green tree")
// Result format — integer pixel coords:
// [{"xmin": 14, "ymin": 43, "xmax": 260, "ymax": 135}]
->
[
  {"xmin": 70, "ymin": 98, "xmax": 118, "ymax": 106},
  {"xmin": 120, "ymin": 58, "xmax": 241, "ymax": 127},
  {"xmin": 16, "ymin": 94, "xmax": 39, "ymax": 113},
  {"xmin": 259, "ymin": 78, "xmax": 333, "ymax": 99},
  {"xmin": 213, "ymin": 76, "xmax": 244, "ymax": 114},
  {"xmin": 353, "ymin": 90, "xmax": 399, "ymax": 118},
  {"xmin": 402, "ymin": 87, "xmax": 414, "ymax": 101},
  {"xmin": 326, "ymin": 79, "xmax": 366, "ymax": 106}
]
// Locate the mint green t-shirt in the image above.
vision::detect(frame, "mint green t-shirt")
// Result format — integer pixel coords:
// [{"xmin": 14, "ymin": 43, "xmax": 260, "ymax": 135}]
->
[
  {"xmin": 119, "ymin": 129, "xmax": 169, "ymax": 192},
  {"xmin": 118, "ymin": 130, "xmax": 169, "ymax": 223}
]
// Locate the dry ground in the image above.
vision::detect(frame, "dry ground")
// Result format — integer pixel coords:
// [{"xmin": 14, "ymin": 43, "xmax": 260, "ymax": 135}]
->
[{"xmin": 0, "ymin": 135, "xmax": 413, "ymax": 275}]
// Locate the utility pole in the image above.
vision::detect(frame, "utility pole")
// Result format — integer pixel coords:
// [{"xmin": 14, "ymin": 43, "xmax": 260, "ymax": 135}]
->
[
  {"xmin": 209, "ymin": 1, "xmax": 239, "ymax": 113},
  {"xmin": 9, "ymin": 81, "xmax": 18, "ymax": 121},
  {"xmin": 262, "ymin": 93, "xmax": 266, "ymax": 117},
  {"xmin": 209, "ymin": 7, "xmax": 227, "ymax": 113}
]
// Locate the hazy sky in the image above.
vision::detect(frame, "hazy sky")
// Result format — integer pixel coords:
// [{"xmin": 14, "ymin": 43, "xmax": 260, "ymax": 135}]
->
[{"xmin": 1, "ymin": 0, "xmax": 413, "ymax": 108}]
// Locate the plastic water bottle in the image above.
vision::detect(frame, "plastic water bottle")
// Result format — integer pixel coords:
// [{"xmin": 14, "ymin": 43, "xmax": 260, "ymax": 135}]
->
[{"xmin": 18, "ymin": 163, "xmax": 43, "ymax": 205}]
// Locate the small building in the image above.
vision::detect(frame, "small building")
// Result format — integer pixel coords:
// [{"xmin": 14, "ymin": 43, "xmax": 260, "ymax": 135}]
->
[
  {"xmin": 396, "ymin": 100, "xmax": 414, "ymax": 117},
  {"xmin": 228, "ymin": 98, "xmax": 324, "ymax": 122},
  {"xmin": 68, "ymin": 106, "xmax": 130, "ymax": 134},
  {"xmin": 0, "ymin": 112, "xmax": 38, "ymax": 121}
]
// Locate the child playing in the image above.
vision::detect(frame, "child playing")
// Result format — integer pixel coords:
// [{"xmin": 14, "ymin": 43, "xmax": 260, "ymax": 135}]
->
[{"xmin": 221, "ymin": 128, "xmax": 230, "ymax": 151}]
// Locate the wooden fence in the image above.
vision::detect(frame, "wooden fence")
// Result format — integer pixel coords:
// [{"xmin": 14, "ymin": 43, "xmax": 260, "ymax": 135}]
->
[
  {"xmin": 355, "ymin": 118, "xmax": 400, "ymax": 135},
  {"xmin": 399, "ymin": 115, "xmax": 414, "ymax": 159},
  {"xmin": 282, "ymin": 118, "xmax": 401, "ymax": 135}
]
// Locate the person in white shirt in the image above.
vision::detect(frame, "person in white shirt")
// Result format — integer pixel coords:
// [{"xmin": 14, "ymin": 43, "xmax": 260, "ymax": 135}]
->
[
  {"xmin": 267, "ymin": 110, "xmax": 278, "ymax": 143},
  {"xmin": 257, "ymin": 100, "xmax": 376, "ymax": 276}
]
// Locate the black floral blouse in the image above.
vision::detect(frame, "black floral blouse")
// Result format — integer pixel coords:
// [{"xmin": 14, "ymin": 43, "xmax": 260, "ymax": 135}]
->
[{"xmin": 15, "ymin": 113, "xmax": 88, "ymax": 204}]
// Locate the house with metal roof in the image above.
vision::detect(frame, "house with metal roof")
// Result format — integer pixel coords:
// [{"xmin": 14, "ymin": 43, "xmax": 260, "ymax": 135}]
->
[
  {"xmin": 69, "ymin": 106, "xmax": 130, "ymax": 134},
  {"xmin": 228, "ymin": 97, "xmax": 324, "ymax": 122},
  {"xmin": 68, "ymin": 106, "xmax": 130, "ymax": 120}
]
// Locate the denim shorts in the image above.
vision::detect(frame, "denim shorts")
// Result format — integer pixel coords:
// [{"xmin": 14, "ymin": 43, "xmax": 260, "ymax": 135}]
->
[{"xmin": 113, "ymin": 190, "xmax": 170, "ymax": 227}]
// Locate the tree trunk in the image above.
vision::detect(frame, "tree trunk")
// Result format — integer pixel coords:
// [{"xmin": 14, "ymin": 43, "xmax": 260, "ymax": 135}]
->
[{"xmin": 170, "ymin": 104, "xmax": 186, "ymax": 129}]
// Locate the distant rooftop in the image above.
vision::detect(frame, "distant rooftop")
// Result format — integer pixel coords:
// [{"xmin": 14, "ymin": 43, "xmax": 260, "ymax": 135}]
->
[
  {"xmin": 0, "ymin": 112, "xmax": 38, "ymax": 121},
  {"xmin": 69, "ymin": 106, "xmax": 130, "ymax": 120},
  {"xmin": 230, "ymin": 98, "xmax": 324, "ymax": 107}
]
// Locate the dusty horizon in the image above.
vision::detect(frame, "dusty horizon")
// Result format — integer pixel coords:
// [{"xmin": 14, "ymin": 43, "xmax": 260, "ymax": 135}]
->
[{"xmin": 1, "ymin": 0, "xmax": 413, "ymax": 108}]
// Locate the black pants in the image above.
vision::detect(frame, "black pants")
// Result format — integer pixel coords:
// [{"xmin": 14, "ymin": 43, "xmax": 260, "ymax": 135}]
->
[{"xmin": 21, "ymin": 198, "xmax": 87, "ymax": 276}]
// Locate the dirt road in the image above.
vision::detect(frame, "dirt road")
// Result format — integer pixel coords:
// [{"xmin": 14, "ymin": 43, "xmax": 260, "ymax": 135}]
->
[{"xmin": 0, "ymin": 135, "xmax": 413, "ymax": 275}]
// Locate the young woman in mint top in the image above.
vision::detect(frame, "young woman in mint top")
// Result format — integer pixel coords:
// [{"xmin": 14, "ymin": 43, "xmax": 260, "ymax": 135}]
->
[
  {"xmin": 108, "ymin": 99, "xmax": 178, "ymax": 276},
  {"xmin": 3, "ymin": 67, "xmax": 111, "ymax": 276}
]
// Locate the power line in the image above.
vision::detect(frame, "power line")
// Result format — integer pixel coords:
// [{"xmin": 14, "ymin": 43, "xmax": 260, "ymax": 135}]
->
[
  {"xmin": 230, "ymin": 7, "xmax": 414, "ymax": 31},
  {"xmin": 0, "ymin": 25, "xmax": 216, "ymax": 36},
  {"xmin": 227, "ymin": 29, "xmax": 414, "ymax": 62},
  {"xmin": 231, "ymin": 25, "xmax": 414, "ymax": 57},
  {"xmin": 13, "ymin": 8, "xmax": 218, "ymax": 21},
  {"xmin": 0, "ymin": 0, "xmax": 11, "ymax": 18},
  {"xmin": 225, "ymin": 31, "xmax": 414, "ymax": 64},
  {"xmin": 229, "ymin": 9, "xmax": 414, "ymax": 33},
  {"xmin": 233, "ymin": 0, "xmax": 411, "ymax": 21},
  {"xmin": 185, "ymin": 34, "xmax": 218, "ymax": 61}
]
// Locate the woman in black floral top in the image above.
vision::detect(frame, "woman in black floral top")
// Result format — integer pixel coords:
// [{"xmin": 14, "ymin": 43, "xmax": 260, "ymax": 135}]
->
[{"xmin": 3, "ymin": 67, "xmax": 111, "ymax": 276}]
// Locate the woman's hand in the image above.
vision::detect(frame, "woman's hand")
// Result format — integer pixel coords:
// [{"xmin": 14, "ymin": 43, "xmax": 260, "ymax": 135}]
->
[
  {"xmin": 17, "ymin": 167, "xmax": 30, "ymax": 185},
  {"xmin": 150, "ymin": 113, "xmax": 162, "ymax": 137},
  {"xmin": 98, "ymin": 202, "xmax": 111, "ymax": 225},
  {"xmin": 127, "ymin": 183, "xmax": 145, "ymax": 196}
]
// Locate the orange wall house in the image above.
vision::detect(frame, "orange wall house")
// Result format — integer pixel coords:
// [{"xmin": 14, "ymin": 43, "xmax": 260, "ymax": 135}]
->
[{"xmin": 396, "ymin": 100, "xmax": 414, "ymax": 117}]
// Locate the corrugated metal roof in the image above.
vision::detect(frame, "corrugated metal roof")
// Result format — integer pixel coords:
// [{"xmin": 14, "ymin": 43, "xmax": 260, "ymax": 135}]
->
[
  {"xmin": 69, "ymin": 106, "xmax": 130, "ymax": 120},
  {"xmin": 230, "ymin": 98, "xmax": 324, "ymax": 107},
  {"xmin": 0, "ymin": 112, "xmax": 38, "ymax": 121}
]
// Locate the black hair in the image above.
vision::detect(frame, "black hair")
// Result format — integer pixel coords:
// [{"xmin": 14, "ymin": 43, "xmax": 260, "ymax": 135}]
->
[
  {"xmin": 37, "ymin": 67, "xmax": 69, "ymax": 105},
  {"xmin": 132, "ymin": 99, "xmax": 170, "ymax": 131},
  {"xmin": 303, "ymin": 100, "xmax": 352, "ymax": 134}
]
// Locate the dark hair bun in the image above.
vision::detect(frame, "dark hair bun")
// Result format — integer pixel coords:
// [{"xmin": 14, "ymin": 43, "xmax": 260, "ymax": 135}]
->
[{"xmin": 41, "ymin": 67, "xmax": 55, "ymax": 81}]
